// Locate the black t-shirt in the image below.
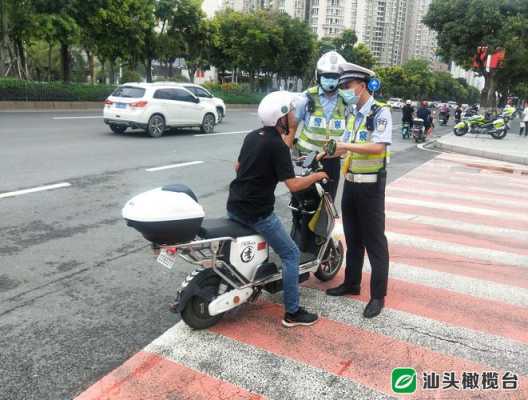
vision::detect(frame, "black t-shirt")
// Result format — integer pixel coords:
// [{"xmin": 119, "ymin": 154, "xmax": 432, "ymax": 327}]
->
[
  {"xmin": 227, "ymin": 127, "xmax": 295, "ymax": 222},
  {"xmin": 402, "ymin": 104, "xmax": 414, "ymax": 121}
]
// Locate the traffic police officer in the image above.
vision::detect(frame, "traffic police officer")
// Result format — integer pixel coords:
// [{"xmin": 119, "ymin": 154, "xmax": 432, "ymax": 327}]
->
[
  {"xmin": 294, "ymin": 51, "xmax": 347, "ymax": 200},
  {"xmin": 326, "ymin": 62, "xmax": 391, "ymax": 319}
]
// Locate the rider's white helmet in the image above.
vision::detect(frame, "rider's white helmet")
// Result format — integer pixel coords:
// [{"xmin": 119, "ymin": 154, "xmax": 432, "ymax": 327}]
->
[
  {"xmin": 317, "ymin": 51, "xmax": 346, "ymax": 77},
  {"xmin": 258, "ymin": 91, "xmax": 297, "ymax": 127}
]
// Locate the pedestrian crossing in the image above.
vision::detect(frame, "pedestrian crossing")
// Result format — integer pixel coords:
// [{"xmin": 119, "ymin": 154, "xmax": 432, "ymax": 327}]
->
[{"xmin": 75, "ymin": 153, "xmax": 528, "ymax": 399}]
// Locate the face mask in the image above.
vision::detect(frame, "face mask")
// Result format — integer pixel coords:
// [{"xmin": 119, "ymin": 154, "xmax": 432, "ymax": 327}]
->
[
  {"xmin": 320, "ymin": 76, "xmax": 338, "ymax": 92},
  {"xmin": 339, "ymin": 88, "xmax": 359, "ymax": 105}
]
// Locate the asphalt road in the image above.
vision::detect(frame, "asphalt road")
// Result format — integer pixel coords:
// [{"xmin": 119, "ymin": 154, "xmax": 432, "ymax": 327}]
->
[{"xmin": 0, "ymin": 109, "xmax": 453, "ymax": 400}]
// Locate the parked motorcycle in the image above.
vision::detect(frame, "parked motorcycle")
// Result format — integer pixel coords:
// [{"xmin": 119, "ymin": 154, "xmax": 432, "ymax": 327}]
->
[
  {"xmin": 453, "ymin": 112, "xmax": 508, "ymax": 139},
  {"xmin": 122, "ymin": 151, "xmax": 343, "ymax": 329},
  {"xmin": 412, "ymin": 118, "xmax": 426, "ymax": 143}
]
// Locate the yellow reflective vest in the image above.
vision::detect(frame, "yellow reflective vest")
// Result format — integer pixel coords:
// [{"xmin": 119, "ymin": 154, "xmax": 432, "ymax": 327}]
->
[
  {"xmin": 296, "ymin": 87, "xmax": 346, "ymax": 154},
  {"xmin": 342, "ymin": 101, "xmax": 389, "ymax": 174}
]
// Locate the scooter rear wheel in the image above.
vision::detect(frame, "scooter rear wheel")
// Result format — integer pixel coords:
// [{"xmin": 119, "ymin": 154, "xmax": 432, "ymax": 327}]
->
[
  {"xmin": 491, "ymin": 129, "xmax": 507, "ymax": 140},
  {"xmin": 181, "ymin": 272, "xmax": 224, "ymax": 329},
  {"xmin": 454, "ymin": 126, "xmax": 468, "ymax": 136},
  {"xmin": 314, "ymin": 240, "xmax": 344, "ymax": 282}
]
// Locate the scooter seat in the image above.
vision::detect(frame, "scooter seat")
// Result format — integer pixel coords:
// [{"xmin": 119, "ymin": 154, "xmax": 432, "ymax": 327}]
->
[{"xmin": 199, "ymin": 218, "xmax": 257, "ymax": 239}]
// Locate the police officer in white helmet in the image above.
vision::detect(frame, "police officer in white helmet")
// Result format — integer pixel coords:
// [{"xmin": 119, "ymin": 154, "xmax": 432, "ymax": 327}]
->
[
  {"xmin": 227, "ymin": 91, "xmax": 328, "ymax": 327},
  {"xmin": 294, "ymin": 51, "xmax": 348, "ymax": 200}
]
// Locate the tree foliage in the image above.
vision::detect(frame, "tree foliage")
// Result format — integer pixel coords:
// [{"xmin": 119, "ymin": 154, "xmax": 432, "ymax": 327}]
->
[
  {"xmin": 376, "ymin": 59, "xmax": 479, "ymax": 104},
  {"xmin": 423, "ymin": 0, "xmax": 528, "ymax": 107}
]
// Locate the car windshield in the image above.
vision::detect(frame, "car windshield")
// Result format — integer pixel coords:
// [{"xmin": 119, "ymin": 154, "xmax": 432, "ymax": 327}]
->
[{"xmin": 112, "ymin": 86, "xmax": 145, "ymax": 98}]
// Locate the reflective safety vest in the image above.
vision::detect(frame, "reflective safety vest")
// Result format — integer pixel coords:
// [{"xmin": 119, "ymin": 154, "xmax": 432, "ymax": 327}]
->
[
  {"xmin": 342, "ymin": 101, "xmax": 389, "ymax": 175},
  {"xmin": 297, "ymin": 87, "xmax": 346, "ymax": 153}
]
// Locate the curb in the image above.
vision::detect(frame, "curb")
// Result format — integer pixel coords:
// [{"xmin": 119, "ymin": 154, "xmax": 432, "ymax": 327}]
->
[
  {"xmin": 0, "ymin": 101, "xmax": 103, "ymax": 112},
  {"xmin": 0, "ymin": 101, "xmax": 258, "ymax": 112},
  {"xmin": 433, "ymin": 140, "xmax": 528, "ymax": 166}
]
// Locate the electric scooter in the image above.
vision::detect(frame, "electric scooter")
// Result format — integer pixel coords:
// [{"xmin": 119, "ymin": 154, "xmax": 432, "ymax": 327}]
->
[{"xmin": 122, "ymin": 150, "xmax": 343, "ymax": 329}]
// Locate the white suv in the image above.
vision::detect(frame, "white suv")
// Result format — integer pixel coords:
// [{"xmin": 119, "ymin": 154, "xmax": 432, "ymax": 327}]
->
[
  {"xmin": 387, "ymin": 97, "xmax": 404, "ymax": 109},
  {"xmin": 103, "ymin": 83, "xmax": 218, "ymax": 137},
  {"xmin": 178, "ymin": 83, "xmax": 227, "ymax": 123}
]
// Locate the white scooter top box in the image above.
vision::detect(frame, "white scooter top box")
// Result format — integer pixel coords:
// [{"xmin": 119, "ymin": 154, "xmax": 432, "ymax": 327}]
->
[{"xmin": 122, "ymin": 185, "xmax": 205, "ymax": 245}]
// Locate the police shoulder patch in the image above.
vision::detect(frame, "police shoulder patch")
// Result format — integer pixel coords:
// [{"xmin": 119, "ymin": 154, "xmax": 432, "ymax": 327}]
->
[{"xmin": 376, "ymin": 118, "xmax": 387, "ymax": 131}]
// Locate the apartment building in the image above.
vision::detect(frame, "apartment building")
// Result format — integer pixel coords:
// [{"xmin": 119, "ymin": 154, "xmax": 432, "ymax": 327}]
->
[{"xmin": 219, "ymin": 0, "xmax": 443, "ymax": 67}]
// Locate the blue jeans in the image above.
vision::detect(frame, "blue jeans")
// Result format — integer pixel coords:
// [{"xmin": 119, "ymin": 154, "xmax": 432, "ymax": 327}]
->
[{"xmin": 228, "ymin": 212, "xmax": 300, "ymax": 314}]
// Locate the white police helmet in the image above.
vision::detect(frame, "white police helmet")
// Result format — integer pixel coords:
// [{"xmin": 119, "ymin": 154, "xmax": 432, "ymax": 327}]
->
[
  {"xmin": 258, "ymin": 91, "xmax": 296, "ymax": 127},
  {"xmin": 317, "ymin": 51, "xmax": 346, "ymax": 77}
]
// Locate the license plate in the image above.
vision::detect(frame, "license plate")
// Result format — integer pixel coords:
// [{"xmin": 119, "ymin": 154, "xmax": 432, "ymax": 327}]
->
[
  {"xmin": 157, "ymin": 249, "xmax": 178, "ymax": 270},
  {"xmin": 115, "ymin": 103, "xmax": 127, "ymax": 109}
]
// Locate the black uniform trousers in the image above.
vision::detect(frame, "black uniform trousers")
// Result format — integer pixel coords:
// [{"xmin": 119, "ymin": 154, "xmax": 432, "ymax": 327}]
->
[
  {"xmin": 341, "ymin": 171, "xmax": 389, "ymax": 299},
  {"xmin": 321, "ymin": 157, "xmax": 341, "ymax": 201}
]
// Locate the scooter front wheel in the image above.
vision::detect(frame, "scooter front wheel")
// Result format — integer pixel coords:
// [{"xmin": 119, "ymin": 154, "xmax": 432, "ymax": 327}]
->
[
  {"xmin": 314, "ymin": 240, "xmax": 344, "ymax": 282},
  {"xmin": 181, "ymin": 271, "xmax": 224, "ymax": 329}
]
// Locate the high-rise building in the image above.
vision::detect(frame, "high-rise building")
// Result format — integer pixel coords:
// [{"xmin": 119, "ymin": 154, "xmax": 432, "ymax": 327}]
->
[
  {"xmin": 353, "ymin": 0, "xmax": 409, "ymax": 66},
  {"xmin": 219, "ymin": 0, "xmax": 444, "ymax": 68},
  {"xmin": 402, "ymin": 0, "xmax": 442, "ymax": 66}
]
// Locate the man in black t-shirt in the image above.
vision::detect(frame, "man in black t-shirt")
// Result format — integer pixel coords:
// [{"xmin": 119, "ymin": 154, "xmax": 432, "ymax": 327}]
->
[
  {"xmin": 401, "ymin": 100, "xmax": 414, "ymax": 127},
  {"xmin": 227, "ymin": 91, "xmax": 328, "ymax": 327}
]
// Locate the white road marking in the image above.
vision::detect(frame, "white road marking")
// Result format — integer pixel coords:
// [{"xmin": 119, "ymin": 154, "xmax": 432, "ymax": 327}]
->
[
  {"xmin": 0, "ymin": 182, "xmax": 71, "ymax": 199},
  {"xmin": 145, "ymin": 161, "xmax": 204, "ymax": 172},
  {"xmin": 52, "ymin": 116, "xmax": 103, "ymax": 120},
  {"xmin": 386, "ymin": 196, "xmax": 528, "ymax": 222},
  {"xmin": 387, "ymin": 231, "xmax": 528, "ymax": 268},
  {"xmin": 386, "ymin": 210, "xmax": 528, "ymax": 240},
  {"xmin": 193, "ymin": 130, "xmax": 249, "ymax": 137}
]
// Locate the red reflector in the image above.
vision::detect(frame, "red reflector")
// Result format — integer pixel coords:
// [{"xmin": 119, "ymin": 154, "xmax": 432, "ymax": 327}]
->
[
  {"xmin": 166, "ymin": 247, "xmax": 178, "ymax": 255},
  {"xmin": 131, "ymin": 100, "xmax": 148, "ymax": 108},
  {"xmin": 104, "ymin": 99, "xmax": 113, "ymax": 105},
  {"xmin": 257, "ymin": 241, "xmax": 267, "ymax": 250}
]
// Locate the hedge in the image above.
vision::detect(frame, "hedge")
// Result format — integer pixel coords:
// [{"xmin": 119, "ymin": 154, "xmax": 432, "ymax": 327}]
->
[
  {"xmin": 0, "ymin": 79, "xmax": 116, "ymax": 101},
  {"xmin": 0, "ymin": 78, "xmax": 264, "ymax": 104}
]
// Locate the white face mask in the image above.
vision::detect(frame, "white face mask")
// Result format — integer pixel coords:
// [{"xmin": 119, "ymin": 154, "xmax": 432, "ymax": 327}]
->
[{"xmin": 339, "ymin": 88, "xmax": 360, "ymax": 105}]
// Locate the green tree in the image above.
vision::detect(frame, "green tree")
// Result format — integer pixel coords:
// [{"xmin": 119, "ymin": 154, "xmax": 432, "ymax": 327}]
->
[
  {"xmin": 423, "ymin": 0, "xmax": 528, "ymax": 109},
  {"xmin": 275, "ymin": 12, "xmax": 317, "ymax": 84},
  {"xmin": 331, "ymin": 29, "xmax": 357, "ymax": 61},
  {"xmin": 32, "ymin": 0, "xmax": 80, "ymax": 82},
  {"xmin": 166, "ymin": 0, "xmax": 209, "ymax": 82},
  {"xmin": 318, "ymin": 30, "xmax": 376, "ymax": 69},
  {"xmin": 84, "ymin": 0, "xmax": 155, "ymax": 83},
  {"xmin": 349, "ymin": 43, "xmax": 376, "ymax": 69}
]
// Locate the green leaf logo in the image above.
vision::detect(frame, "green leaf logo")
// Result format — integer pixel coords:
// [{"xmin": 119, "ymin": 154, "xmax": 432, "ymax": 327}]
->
[{"xmin": 392, "ymin": 368, "xmax": 417, "ymax": 394}]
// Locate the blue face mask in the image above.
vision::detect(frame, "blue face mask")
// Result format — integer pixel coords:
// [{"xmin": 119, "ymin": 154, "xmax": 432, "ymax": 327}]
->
[
  {"xmin": 339, "ymin": 89, "xmax": 359, "ymax": 105},
  {"xmin": 320, "ymin": 76, "xmax": 338, "ymax": 92}
]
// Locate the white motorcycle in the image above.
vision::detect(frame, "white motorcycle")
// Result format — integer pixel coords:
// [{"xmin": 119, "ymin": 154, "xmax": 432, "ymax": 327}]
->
[{"xmin": 122, "ymin": 151, "xmax": 344, "ymax": 329}]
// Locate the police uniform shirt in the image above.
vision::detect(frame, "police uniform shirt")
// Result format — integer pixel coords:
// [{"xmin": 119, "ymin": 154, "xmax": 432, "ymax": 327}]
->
[{"xmin": 341, "ymin": 96, "xmax": 392, "ymax": 145}]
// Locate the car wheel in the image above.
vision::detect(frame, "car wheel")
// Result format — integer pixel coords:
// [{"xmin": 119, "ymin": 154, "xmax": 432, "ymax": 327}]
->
[
  {"xmin": 109, "ymin": 124, "xmax": 127, "ymax": 134},
  {"xmin": 216, "ymin": 107, "xmax": 224, "ymax": 123},
  {"xmin": 200, "ymin": 113, "xmax": 215, "ymax": 133},
  {"xmin": 147, "ymin": 114, "xmax": 165, "ymax": 138}
]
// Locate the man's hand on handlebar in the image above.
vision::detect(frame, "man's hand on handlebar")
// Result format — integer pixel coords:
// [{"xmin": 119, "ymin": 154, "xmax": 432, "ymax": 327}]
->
[{"xmin": 315, "ymin": 171, "xmax": 329, "ymax": 184}]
